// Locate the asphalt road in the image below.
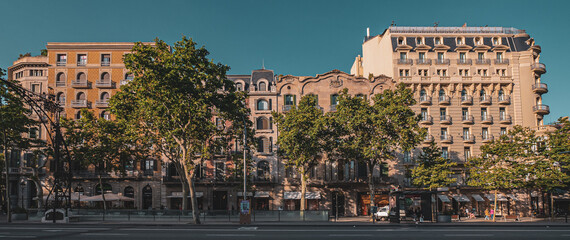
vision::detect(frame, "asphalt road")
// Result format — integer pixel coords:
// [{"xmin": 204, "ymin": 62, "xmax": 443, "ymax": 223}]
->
[{"xmin": 2, "ymin": 224, "xmax": 570, "ymax": 239}]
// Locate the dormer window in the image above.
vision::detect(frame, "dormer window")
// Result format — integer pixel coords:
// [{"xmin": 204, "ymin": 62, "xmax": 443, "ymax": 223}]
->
[
  {"xmin": 397, "ymin": 37, "xmax": 405, "ymax": 45},
  {"xmin": 416, "ymin": 37, "xmax": 424, "ymax": 45},
  {"xmin": 435, "ymin": 37, "xmax": 442, "ymax": 45},
  {"xmin": 475, "ymin": 37, "xmax": 483, "ymax": 45},
  {"xmin": 456, "ymin": 37, "xmax": 465, "ymax": 45},
  {"xmin": 493, "ymin": 37, "xmax": 500, "ymax": 45}
]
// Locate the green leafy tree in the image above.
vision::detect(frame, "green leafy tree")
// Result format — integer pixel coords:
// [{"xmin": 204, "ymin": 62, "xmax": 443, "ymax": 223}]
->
[
  {"xmin": 331, "ymin": 83, "xmax": 423, "ymax": 218},
  {"xmin": 110, "ymin": 37, "xmax": 248, "ymax": 224},
  {"xmin": 61, "ymin": 109, "xmax": 149, "ymax": 213},
  {"xmin": 272, "ymin": 95, "xmax": 329, "ymax": 211},
  {"xmin": 412, "ymin": 142, "xmax": 457, "ymax": 190}
]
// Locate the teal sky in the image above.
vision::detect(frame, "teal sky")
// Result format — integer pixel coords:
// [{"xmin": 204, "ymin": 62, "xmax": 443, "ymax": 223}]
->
[{"xmin": 1, "ymin": 0, "xmax": 568, "ymax": 122}]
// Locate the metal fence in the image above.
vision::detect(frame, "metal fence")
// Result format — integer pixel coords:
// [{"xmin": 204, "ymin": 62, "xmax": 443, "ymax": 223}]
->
[{"xmin": 26, "ymin": 209, "xmax": 330, "ymax": 222}]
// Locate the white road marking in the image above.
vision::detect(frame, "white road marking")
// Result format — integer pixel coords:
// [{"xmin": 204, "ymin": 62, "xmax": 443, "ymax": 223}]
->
[
  {"xmin": 445, "ymin": 234, "xmax": 494, "ymax": 237},
  {"xmin": 81, "ymin": 233, "xmax": 129, "ymax": 236},
  {"xmin": 238, "ymin": 227, "xmax": 258, "ymax": 230},
  {"xmin": 207, "ymin": 234, "xmax": 255, "ymax": 237},
  {"xmin": 0, "ymin": 227, "xmax": 109, "ymax": 230},
  {"xmin": 121, "ymin": 228, "xmax": 570, "ymax": 232},
  {"xmin": 0, "ymin": 236, "xmax": 36, "ymax": 238},
  {"xmin": 329, "ymin": 234, "xmax": 373, "ymax": 237}
]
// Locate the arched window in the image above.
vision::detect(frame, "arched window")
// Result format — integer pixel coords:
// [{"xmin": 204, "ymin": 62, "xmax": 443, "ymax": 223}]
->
[
  {"xmin": 438, "ymin": 89, "xmax": 445, "ymax": 97},
  {"xmin": 100, "ymin": 92, "xmax": 110, "ymax": 101},
  {"xmin": 257, "ymin": 161, "xmax": 270, "ymax": 180},
  {"xmin": 101, "ymin": 72, "xmax": 110, "ymax": 81},
  {"xmin": 125, "ymin": 73, "xmax": 133, "ymax": 80},
  {"xmin": 236, "ymin": 83, "xmax": 243, "ymax": 91},
  {"xmin": 56, "ymin": 92, "xmax": 65, "ymax": 103},
  {"xmin": 56, "ymin": 72, "xmax": 66, "ymax": 83},
  {"xmin": 397, "ymin": 37, "xmax": 405, "ymax": 45},
  {"xmin": 100, "ymin": 111, "xmax": 110, "ymax": 120},
  {"xmin": 95, "ymin": 183, "xmax": 112, "ymax": 195},
  {"xmin": 256, "ymin": 117, "xmax": 269, "ymax": 130},
  {"xmin": 416, "ymin": 37, "xmax": 423, "ymax": 45},
  {"xmin": 258, "ymin": 82, "xmax": 267, "ymax": 91},
  {"xmin": 124, "ymin": 186, "xmax": 134, "ymax": 198},
  {"xmin": 76, "ymin": 92, "xmax": 86, "ymax": 100},
  {"xmin": 257, "ymin": 99, "xmax": 269, "ymax": 110},
  {"xmin": 76, "ymin": 72, "xmax": 86, "ymax": 81},
  {"xmin": 475, "ymin": 37, "xmax": 483, "ymax": 45}
]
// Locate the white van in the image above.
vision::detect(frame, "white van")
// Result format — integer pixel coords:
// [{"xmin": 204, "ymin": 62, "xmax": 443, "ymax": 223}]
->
[{"xmin": 374, "ymin": 205, "xmax": 390, "ymax": 221}]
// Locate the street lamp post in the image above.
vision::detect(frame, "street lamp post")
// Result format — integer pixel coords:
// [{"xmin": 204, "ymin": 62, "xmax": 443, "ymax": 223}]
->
[
  {"xmin": 1, "ymin": 97, "xmax": 11, "ymax": 223},
  {"xmin": 76, "ymin": 184, "xmax": 83, "ymax": 215},
  {"xmin": 19, "ymin": 178, "xmax": 26, "ymax": 208}
]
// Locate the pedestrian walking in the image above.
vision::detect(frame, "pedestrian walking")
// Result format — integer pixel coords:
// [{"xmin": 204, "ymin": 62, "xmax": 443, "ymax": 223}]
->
[
  {"xmin": 484, "ymin": 209, "xmax": 490, "ymax": 220},
  {"xmin": 465, "ymin": 208, "xmax": 470, "ymax": 219},
  {"xmin": 490, "ymin": 208, "xmax": 495, "ymax": 220}
]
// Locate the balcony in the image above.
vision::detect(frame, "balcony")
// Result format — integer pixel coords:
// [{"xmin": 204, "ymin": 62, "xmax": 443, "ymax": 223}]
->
[
  {"xmin": 439, "ymin": 115, "xmax": 452, "ymax": 124},
  {"xmin": 499, "ymin": 114, "xmax": 512, "ymax": 124},
  {"xmin": 531, "ymin": 45, "xmax": 541, "ymax": 54},
  {"xmin": 95, "ymin": 80, "xmax": 114, "ymax": 88},
  {"xmin": 422, "ymin": 135, "xmax": 434, "ymax": 143},
  {"xmin": 70, "ymin": 100, "xmax": 88, "ymax": 108},
  {"xmin": 397, "ymin": 59, "xmax": 413, "ymax": 65},
  {"xmin": 440, "ymin": 135, "xmax": 453, "ymax": 143},
  {"xmin": 482, "ymin": 134, "xmax": 494, "ymax": 143},
  {"xmin": 438, "ymin": 95, "xmax": 451, "ymax": 105},
  {"xmin": 457, "ymin": 59, "xmax": 472, "ymax": 65},
  {"xmin": 95, "ymin": 100, "xmax": 109, "ymax": 108},
  {"xmin": 56, "ymin": 61, "xmax": 66, "ymax": 66},
  {"xmin": 435, "ymin": 59, "xmax": 450, "ymax": 65},
  {"xmin": 462, "ymin": 76, "xmax": 472, "ymax": 81},
  {"xmin": 101, "ymin": 60, "xmax": 111, "ymax": 66},
  {"xmin": 416, "ymin": 59, "xmax": 431, "ymax": 65},
  {"xmin": 475, "ymin": 59, "xmax": 491, "ymax": 65},
  {"xmin": 481, "ymin": 115, "xmax": 493, "ymax": 124},
  {"xmin": 421, "ymin": 76, "xmax": 431, "ymax": 81},
  {"xmin": 461, "ymin": 95, "xmax": 473, "ymax": 105},
  {"xmin": 439, "ymin": 76, "xmax": 450, "ymax": 80},
  {"xmin": 419, "ymin": 95, "xmax": 432, "ymax": 105},
  {"xmin": 282, "ymin": 105, "xmax": 293, "ymax": 112},
  {"xmin": 55, "ymin": 81, "xmax": 66, "ymax": 87},
  {"xmin": 462, "ymin": 134, "xmax": 475, "ymax": 143},
  {"xmin": 120, "ymin": 79, "xmax": 133, "ymax": 86},
  {"xmin": 462, "ymin": 115, "xmax": 474, "ymax": 124},
  {"xmin": 77, "ymin": 60, "xmax": 87, "ymax": 66},
  {"xmin": 494, "ymin": 59, "xmax": 509, "ymax": 65},
  {"xmin": 532, "ymin": 83, "xmax": 548, "ymax": 94},
  {"xmin": 71, "ymin": 80, "xmax": 89, "ymax": 88},
  {"xmin": 480, "ymin": 95, "xmax": 492, "ymax": 105},
  {"xmin": 533, "ymin": 104, "xmax": 550, "ymax": 115},
  {"xmin": 531, "ymin": 63, "xmax": 546, "ymax": 74},
  {"xmin": 498, "ymin": 95, "xmax": 511, "ymax": 105},
  {"xmin": 399, "ymin": 76, "xmax": 411, "ymax": 81},
  {"xmin": 8, "ymin": 167, "xmax": 20, "ymax": 175},
  {"xmin": 329, "ymin": 105, "xmax": 337, "ymax": 112},
  {"xmin": 419, "ymin": 115, "xmax": 433, "ymax": 124}
]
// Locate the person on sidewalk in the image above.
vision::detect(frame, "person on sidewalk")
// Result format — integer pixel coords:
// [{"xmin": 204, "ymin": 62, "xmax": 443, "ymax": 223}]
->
[
  {"xmin": 484, "ymin": 209, "xmax": 490, "ymax": 220},
  {"xmin": 490, "ymin": 208, "xmax": 495, "ymax": 220}
]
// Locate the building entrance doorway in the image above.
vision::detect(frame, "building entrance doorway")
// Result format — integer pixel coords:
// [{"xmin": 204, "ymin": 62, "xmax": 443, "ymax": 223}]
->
[
  {"xmin": 332, "ymin": 191, "xmax": 345, "ymax": 217},
  {"xmin": 213, "ymin": 191, "xmax": 227, "ymax": 210},
  {"xmin": 142, "ymin": 185, "xmax": 152, "ymax": 209}
]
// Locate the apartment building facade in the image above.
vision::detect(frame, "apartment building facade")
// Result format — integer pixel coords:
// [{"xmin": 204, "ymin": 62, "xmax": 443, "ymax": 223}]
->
[{"xmin": 350, "ymin": 26, "xmax": 549, "ymax": 215}]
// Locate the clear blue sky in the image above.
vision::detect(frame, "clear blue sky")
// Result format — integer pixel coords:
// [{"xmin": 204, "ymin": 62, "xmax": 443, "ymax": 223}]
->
[{"xmin": 1, "ymin": 0, "xmax": 568, "ymax": 122}]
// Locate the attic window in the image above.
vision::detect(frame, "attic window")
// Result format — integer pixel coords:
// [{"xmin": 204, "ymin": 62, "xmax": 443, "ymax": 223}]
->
[
  {"xmin": 416, "ymin": 37, "xmax": 424, "ymax": 45},
  {"xmin": 493, "ymin": 37, "xmax": 500, "ymax": 45},
  {"xmin": 435, "ymin": 37, "xmax": 442, "ymax": 45},
  {"xmin": 397, "ymin": 37, "xmax": 405, "ymax": 45},
  {"xmin": 475, "ymin": 37, "xmax": 483, "ymax": 45},
  {"xmin": 456, "ymin": 37, "xmax": 465, "ymax": 45}
]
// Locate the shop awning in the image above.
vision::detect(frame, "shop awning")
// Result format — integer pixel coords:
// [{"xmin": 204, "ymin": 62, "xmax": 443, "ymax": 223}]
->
[
  {"xmin": 167, "ymin": 191, "xmax": 203, "ymax": 198},
  {"xmin": 485, "ymin": 194, "xmax": 508, "ymax": 202},
  {"xmin": 471, "ymin": 194, "xmax": 485, "ymax": 202},
  {"xmin": 255, "ymin": 191, "xmax": 270, "ymax": 198},
  {"xmin": 284, "ymin": 192, "xmax": 321, "ymax": 200},
  {"xmin": 437, "ymin": 194, "xmax": 451, "ymax": 203},
  {"xmin": 508, "ymin": 194, "xmax": 520, "ymax": 201},
  {"xmin": 452, "ymin": 194, "xmax": 471, "ymax": 203}
]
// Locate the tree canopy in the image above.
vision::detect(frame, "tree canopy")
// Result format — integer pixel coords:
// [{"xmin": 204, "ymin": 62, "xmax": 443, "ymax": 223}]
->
[{"xmin": 412, "ymin": 142, "xmax": 457, "ymax": 190}]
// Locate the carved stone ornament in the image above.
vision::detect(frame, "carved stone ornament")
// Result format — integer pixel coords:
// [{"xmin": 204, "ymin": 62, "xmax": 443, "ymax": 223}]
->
[{"xmin": 330, "ymin": 76, "xmax": 343, "ymax": 88}]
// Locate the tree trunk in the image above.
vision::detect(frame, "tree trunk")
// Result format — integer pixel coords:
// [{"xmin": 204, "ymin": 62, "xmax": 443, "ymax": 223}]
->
[
  {"xmin": 173, "ymin": 161, "xmax": 188, "ymax": 211},
  {"xmin": 528, "ymin": 189, "xmax": 533, "ymax": 217},
  {"xmin": 180, "ymin": 147, "xmax": 200, "ymax": 224},
  {"xmin": 300, "ymin": 166, "xmax": 307, "ymax": 211},
  {"xmin": 98, "ymin": 175, "xmax": 107, "ymax": 215},
  {"xmin": 367, "ymin": 161, "xmax": 375, "ymax": 221}
]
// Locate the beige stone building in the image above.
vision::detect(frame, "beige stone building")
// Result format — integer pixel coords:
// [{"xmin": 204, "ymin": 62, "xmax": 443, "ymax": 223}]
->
[{"xmin": 350, "ymin": 26, "xmax": 549, "ymax": 216}]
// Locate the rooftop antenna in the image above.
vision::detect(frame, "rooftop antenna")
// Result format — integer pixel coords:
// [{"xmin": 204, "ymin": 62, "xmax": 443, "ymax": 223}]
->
[
  {"xmin": 262, "ymin": 59, "xmax": 265, "ymax": 70},
  {"xmin": 366, "ymin": 27, "xmax": 370, "ymax": 37},
  {"xmin": 434, "ymin": 21, "xmax": 439, "ymax": 27},
  {"xmin": 391, "ymin": 20, "xmax": 395, "ymax": 26}
]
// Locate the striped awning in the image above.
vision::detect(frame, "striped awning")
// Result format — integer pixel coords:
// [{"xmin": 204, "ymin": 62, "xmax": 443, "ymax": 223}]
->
[{"xmin": 284, "ymin": 192, "xmax": 321, "ymax": 200}]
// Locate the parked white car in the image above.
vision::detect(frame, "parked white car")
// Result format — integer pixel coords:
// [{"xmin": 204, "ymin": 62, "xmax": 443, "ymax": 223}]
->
[{"xmin": 374, "ymin": 205, "xmax": 390, "ymax": 221}]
